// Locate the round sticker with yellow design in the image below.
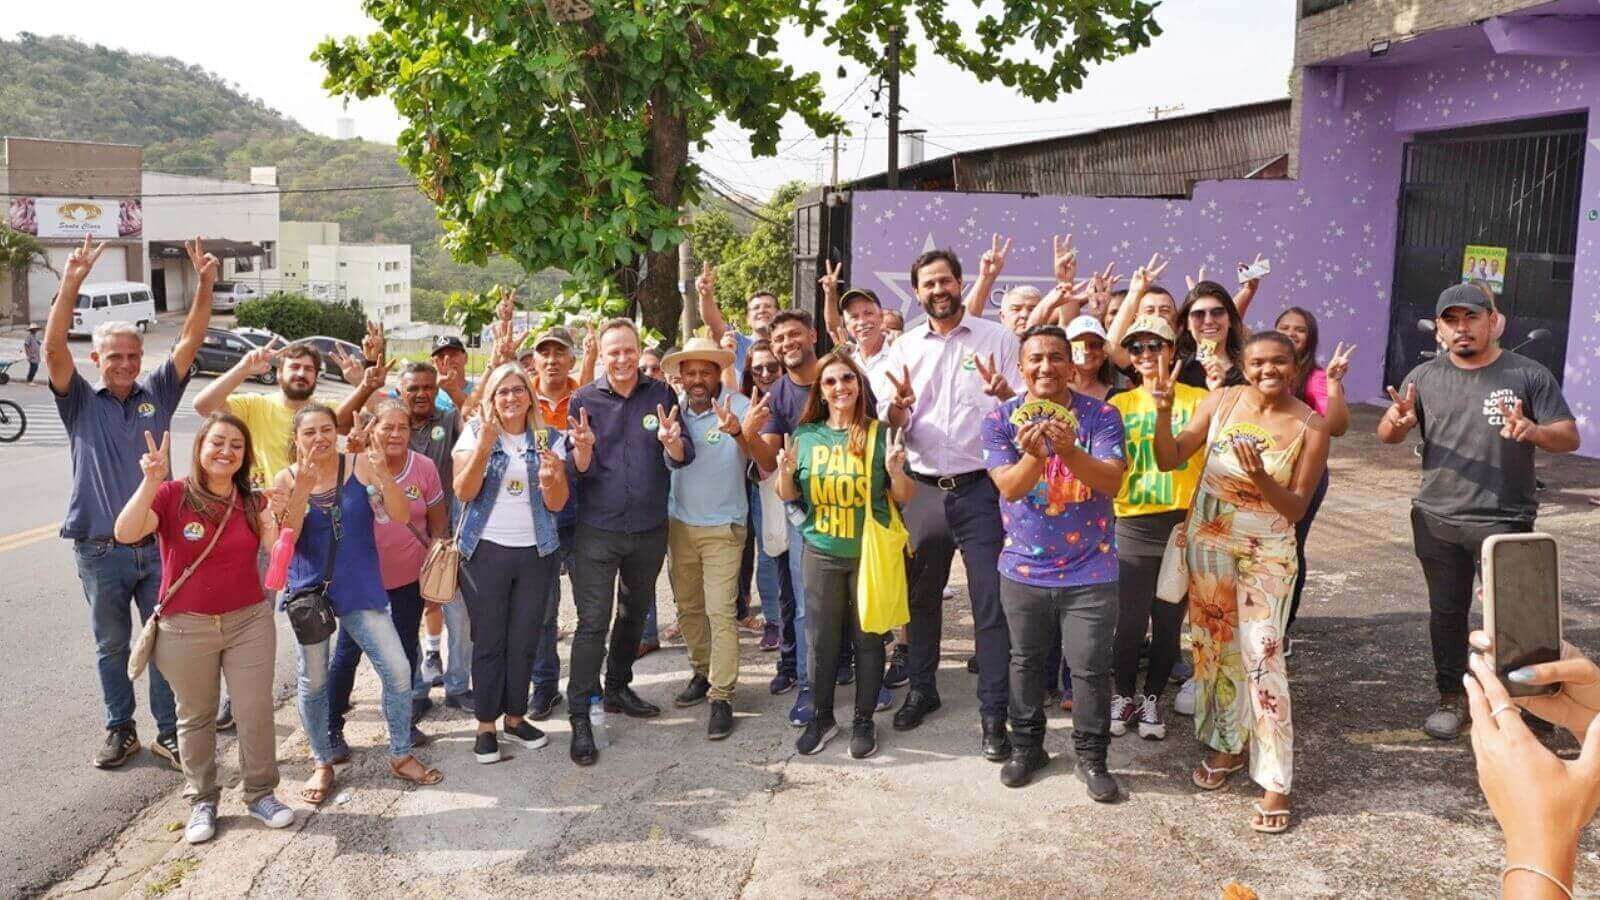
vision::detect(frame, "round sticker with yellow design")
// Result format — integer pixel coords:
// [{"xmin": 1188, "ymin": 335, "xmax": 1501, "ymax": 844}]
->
[
  {"xmin": 182, "ymin": 521, "xmax": 206, "ymax": 542},
  {"xmin": 404, "ymin": 484, "xmax": 423, "ymax": 501},
  {"xmin": 137, "ymin": 402, "xmax": 156, "ymax": 418},
  {"xmin": 505, "ymin": 479, "xmax": 526, "ymax": 497},
  {"xmin": 1216, "ymin": 422, "xmax": 1274, "ymax": 453},
  {"xmin": 642, "ymin": 414, "xmax": 659, "ymax": 431},
  {"xmin": 431, "ymin": 425, "xmax": 446, "ymax": 441}
]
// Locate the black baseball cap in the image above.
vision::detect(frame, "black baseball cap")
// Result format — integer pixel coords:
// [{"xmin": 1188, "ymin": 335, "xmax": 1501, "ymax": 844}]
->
[
  {"xmin": 1436, "ymin": 283, "xmax": 1494, "ymax": 316},
  {"xmin": 431, "ymin": 335, "xmax": 466, "ymax": 355},
  {"xmin": 839, "ymin": 288, "xmax": 881, "ymax": 312}
]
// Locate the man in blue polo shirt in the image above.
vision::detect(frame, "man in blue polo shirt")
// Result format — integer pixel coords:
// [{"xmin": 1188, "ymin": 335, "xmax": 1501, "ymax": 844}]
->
[
  {"xmin": 661, "ymin": 337, "xmax": 766, "ymax": 740},
  {"xmin": 564, "ymin": 319, "xmax": 695, "ymax": 765},
  {"xmin": 45, "ymin": 236, "xmax": 217, "ymax": 770}
]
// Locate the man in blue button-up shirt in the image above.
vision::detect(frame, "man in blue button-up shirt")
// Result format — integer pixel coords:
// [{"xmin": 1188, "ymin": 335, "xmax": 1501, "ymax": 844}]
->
[{"xmin": 564, "ymin": 319, "xmax": 694, "ymax": 765}]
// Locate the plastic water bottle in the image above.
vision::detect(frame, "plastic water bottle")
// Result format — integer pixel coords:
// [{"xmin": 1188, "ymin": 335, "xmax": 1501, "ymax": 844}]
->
[
  {"xmin": 588, "ymin": 695, "xmax": 609, "ymax": 748},
  {"xmin": 263, "ymin": 527, "xmax": 296, "ymax": 591}
]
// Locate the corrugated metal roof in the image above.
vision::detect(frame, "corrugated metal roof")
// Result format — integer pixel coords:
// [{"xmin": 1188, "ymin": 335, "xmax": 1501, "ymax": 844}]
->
[{"xmin": 847, "ymin": 99, "xmax": 1291, "ymax": 198}]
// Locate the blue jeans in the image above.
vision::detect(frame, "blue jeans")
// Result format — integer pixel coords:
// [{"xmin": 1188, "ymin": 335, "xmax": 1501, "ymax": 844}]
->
[
  {"xmin": 295, "ymin": 608, "xmax": 414, "ymax": 763},
  {"xmin": 73, "ymin": 539, "xmax": 177, "ymax": 734},
  {"xmin": 329, "ymin": 583, "xmax": 423, "ymax": 735},
  {"xmin": 640, "ymin": 589, "xmax": 660, "ymax": 645},
  {"xmin": 751, "ymin": 490, "xmax": 782, "ymax": 624},
  {"xmin": 532, "ymin": 525, "xmax": 576, "ymax": 692},
  {"xmin": 786, "ymin": 517, "xmax": 810, "ymax": 686},
  {"xmin": 435, "ymin": 596, "xmax": 472, "ymax": 698}
]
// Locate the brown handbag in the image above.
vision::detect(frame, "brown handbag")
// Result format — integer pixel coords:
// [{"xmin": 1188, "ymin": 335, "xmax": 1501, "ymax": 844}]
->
[
  {"xmin": 409, "ymin": 520, "xmax": 461, "ymax": 604},
  {"xmin": 128, "ymin": 494, "xmax": 236, "ymax": 679}
]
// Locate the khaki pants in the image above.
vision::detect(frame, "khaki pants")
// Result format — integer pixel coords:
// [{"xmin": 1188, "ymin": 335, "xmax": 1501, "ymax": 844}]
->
[
  {"xmin": 667, "ymin": 520, "xmax": 746, "ymax": 702},
  {"xmin": 153, "ymin": 601, "xmax": 279, "ymax": 806}
]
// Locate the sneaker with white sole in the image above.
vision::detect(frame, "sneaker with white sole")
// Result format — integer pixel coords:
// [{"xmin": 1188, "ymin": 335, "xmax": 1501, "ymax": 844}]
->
[
  {"xmin": 1137, "ymin": 694, "xmax": 1166, "ymax": 740},
  {"xmin": 185, "ymin": 802, "xmax": 217, "ymax": 844},
  {"xmin": 248, "ymin": 794, "xmax": 295, "ymax": 829},
  {"xmin": 1174, "ymin": 678, "xmax": 1197, "ymax": 717},
  {"xmin": 1108, "ymin": 695, "xmax": 1137, "ymax": 737}
]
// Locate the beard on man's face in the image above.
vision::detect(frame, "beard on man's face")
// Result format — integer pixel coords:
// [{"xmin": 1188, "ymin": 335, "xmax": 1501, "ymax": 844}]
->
[
  {"xmin": 282, "ymin": 380, "xmax": 315, "ymax": 401},
  {"xmin": 922, "ymin": 291, "xmax": 960, "ymax": 320}
]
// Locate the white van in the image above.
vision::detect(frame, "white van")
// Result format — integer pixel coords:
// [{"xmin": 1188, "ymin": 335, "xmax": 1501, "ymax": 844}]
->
[{"xmin": 70, "ymin": 281, "xmax": 158, "ymax": 338}]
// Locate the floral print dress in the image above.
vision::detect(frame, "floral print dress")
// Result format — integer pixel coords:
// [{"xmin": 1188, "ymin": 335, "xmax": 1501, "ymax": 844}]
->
[{"xmin": 1184, "ymin": 389, "xmax": 1311, "ymax": 795}]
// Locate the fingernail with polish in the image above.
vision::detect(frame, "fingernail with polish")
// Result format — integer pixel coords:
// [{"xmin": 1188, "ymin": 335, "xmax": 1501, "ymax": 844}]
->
[{"xmin": 1508, "ymin": 668, "xmax": 1536, "ymax": 684}]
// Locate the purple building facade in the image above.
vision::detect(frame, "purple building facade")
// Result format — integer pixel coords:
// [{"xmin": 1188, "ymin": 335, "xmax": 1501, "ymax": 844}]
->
[{"xmin": 843, "ymin": 3, "xmax": 1600, "ymax": 455}]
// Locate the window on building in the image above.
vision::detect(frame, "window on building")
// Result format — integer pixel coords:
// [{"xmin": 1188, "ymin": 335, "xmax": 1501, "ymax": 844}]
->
[{"xmin": 261, "ymin": 242, "xmax": 275, "ymax": 270}]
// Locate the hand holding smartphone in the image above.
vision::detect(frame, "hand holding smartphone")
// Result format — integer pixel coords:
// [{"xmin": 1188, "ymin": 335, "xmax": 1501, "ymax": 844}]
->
[{"xmin": 1482, "ymin": 533, "xmax": 1562, "ymax": 698}]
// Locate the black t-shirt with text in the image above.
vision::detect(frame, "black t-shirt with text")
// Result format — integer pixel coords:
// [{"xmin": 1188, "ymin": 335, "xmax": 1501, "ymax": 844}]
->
[{"xmin": 1402, "ymin": 350, "xmax": 1573, "ymax": 525}]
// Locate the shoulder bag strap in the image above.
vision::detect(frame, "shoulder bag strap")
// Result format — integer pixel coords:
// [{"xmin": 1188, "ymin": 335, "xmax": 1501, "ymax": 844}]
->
[
  {"xmin": 321, "ymin": 455, "xmax": 345, "ymax": 588},
  {"xmin": 155, "ymin": 491, "xmax": 237, "ymax": 618}
]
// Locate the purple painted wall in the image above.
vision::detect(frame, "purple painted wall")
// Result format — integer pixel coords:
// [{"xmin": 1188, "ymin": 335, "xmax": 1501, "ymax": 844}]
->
[{"xmin": 848, "ymin": 38, "xmax": 1600, "ymax": 454}]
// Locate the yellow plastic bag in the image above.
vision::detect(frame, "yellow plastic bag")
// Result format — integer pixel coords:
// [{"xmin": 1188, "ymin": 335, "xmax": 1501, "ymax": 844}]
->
[{"xmin": 858, "ymin": 420, "xmax": 911, "ymax": 633}]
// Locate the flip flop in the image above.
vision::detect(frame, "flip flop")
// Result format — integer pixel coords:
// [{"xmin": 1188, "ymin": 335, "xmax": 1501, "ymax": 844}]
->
[
  {"xmin": 390, "ymin": 755, "xmax": 444, "ymax": 786},
  {"xmin": 300, "ymin": 765, "xmax": 336, "ymax": 806},
  {"xmin": 1251, "ymin": 802, "xmax": 1291, "ymax": 834},
  {"xmin": 1192, "ymin": 759, "xmax": 1245, "ymax": 791}
]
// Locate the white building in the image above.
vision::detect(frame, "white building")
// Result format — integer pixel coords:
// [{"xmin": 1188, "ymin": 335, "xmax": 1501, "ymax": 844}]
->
[
  {"xmin": 308, "ymin": 243, "xmax": 411, "ymax": 324},
  {"xmin": 141, "ymin": 169, "xmax": 280, "ymax": 312},
  {"xmin": 278, "ymin": 221, "xmax": 341, "ymax": 294}
]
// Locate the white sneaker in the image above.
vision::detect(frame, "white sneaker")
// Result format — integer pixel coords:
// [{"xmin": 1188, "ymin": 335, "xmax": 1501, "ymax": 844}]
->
[
  {"xmin": 185, "ymin": 801, "xmax": 217, "ymax": 844},
  {"xmin": 1137, "ymin": 694, "xmax": 1166, "ymax": 740},
  {"xmin": 1108, "ymin": 695, "xmax": 1133, "ymax": 736},
  {"xmin": 1174, "ymin": 678, "xmax": 1197, "ymax": 717}
]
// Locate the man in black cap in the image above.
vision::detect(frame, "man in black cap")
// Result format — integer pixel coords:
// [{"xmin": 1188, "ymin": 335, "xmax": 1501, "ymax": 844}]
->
[
  {"xmin": 1379, "ymin": 282, "xmax": 1579, "ymax": 739},
  {"xmin": 427, "ymin": 335, "xmax": 473, "ymax": 412}
]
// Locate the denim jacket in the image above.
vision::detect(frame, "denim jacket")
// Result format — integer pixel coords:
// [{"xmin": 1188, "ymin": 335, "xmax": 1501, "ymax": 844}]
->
[{"xmin": 457, "ymin": 421, "xmax": 562, "ymax": 560}]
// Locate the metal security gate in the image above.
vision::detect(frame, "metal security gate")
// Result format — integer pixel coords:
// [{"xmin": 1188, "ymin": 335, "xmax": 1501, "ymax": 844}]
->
[{"xmin": 1384, "ymin": 113, "xmax": 1586, "ymax": 388}]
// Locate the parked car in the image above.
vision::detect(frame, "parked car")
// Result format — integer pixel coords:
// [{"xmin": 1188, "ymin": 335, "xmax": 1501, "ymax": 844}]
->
[
  {"xmin": 188, "ymin": 328, "xmax": 278, "ymax": 384},
  {"xmin": 232, "ymin": 327, "xmax": 283, "ymax": 348},
  {"xmin": 300, "ymin": 336, "xmax": 366, "ymax": 382},
  {"xmin": 69, "ymin": 282, "xmax": 157, "ymax": 337},
  {"xmin": 209, "ymin": 281, "xmax": 259, "ymax": 312}
]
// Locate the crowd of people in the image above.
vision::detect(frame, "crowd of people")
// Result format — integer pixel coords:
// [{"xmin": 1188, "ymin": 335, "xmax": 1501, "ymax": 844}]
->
[{"xmin": 41, "ymin": 228, "xmax": 1597, "ymax": 893}]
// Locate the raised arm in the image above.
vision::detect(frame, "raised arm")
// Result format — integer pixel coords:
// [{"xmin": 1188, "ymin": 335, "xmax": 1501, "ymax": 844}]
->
[
  {"xmin": 1233, "ymin": 254, "xmax": 1267, "ymax": 319},
  {"xmin": 453, "ymin": 412, "xmax": 499, "ymax": 502},
  {"xmin": 44, "ymin": 236, "xmax": 106, "ymax": 394},
  {"xmin": 818, "ymin": 260, "xmax": 844, "ymax": 339},
  {"xmin": 169, "ymin": 238, "xmax": 218, "ymax": 376},
  {"xmin": 272, "ymin": 450, "xmax": 321, "ymax": 538},
  {"xmin": 964, "ymin": 234, "xmax": 1010, "ymax": 318},
  {"xmin": 774, "ymin": 434, "xmax": 801, "ymax": 502},
  {"xmin": 336, "ymin": 356, "xmax": 395, "ymax": 430},
  {"xmin": 1108, "ymin": 252, "xmax": 1167, "ymax": 369},
  {"xmin": 1155, "ymin": 369, "xmax": 1221, "ymax": 470},
  {"xmin": 114, "ymin": 430, "xmax": 168, "ymax": 544},
  {"xmin": 194, "ymin": 339, "xmax": 281, "ymax": 417},
  {"xmin": 1376, "ymin": 383, "xmax": 1418, "ymax": 444},
  {"xmin": 1320, "ymin": 343, "xmax": 1354, "ymax": 438},
  {"xmin": 697, "ymin": 263, "xmax": 732, "ymax": 341}
]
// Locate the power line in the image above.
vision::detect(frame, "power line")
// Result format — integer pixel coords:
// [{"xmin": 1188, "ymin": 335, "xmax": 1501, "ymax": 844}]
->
[{"xmin": 700, "ymin": 174, "xmax": 789, "ymax": 229}]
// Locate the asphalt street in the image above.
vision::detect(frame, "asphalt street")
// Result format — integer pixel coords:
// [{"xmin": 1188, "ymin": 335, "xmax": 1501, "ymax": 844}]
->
[{"xmin": 0, "ymin": 322, "xmax": 353, "ymax": 896}]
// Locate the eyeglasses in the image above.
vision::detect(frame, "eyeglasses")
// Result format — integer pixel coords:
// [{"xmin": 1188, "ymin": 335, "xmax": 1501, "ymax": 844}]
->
[
  {"xmin": 821, "ymin": 372, "xmax": 858, "ymax": 387},
  {"xmin": 1189, "ymin": 307, "xmax": 1228, "ymax": 321},
  {"xmin": 752, "ymin": 362, "xmax": 782, "ymax": 375},
  {"xmin": 1126, "ymin": 340, "xmax": 1168, "ymax": 356},
  {"xmin": 493, "ymin": 386, "xmax": 530, "ymax": 399},
  {"xmin": 641, "ymin": 364, "xmax": 663, "ymax": 375}
]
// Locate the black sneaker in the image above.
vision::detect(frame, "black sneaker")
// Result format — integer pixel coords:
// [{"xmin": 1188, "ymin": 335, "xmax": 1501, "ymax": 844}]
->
[
  {"xmin": 215, "ymin": 697, "xmax": 235, "ymax": 732},
  {"xmin": 849, "ymin": 719, "xmax": 878, "ymax": 759},
  {"xmin": 674, "ymin": 673, "xmax": 711, "ymax": 708},
  {"xmin": 152, "ymin": 731, "xmax": 181, "ymax": 771},
  {"xmin": 1000, "ymin": 746, "xmax": 1050, "ymax": 788},
  {"xmin": 883, "ymin": 644, "xmax": 910, "ymax": 688},
  {"xmin": 528, "ymin": 687, "xmax": 562, "ymax": 721},
  {"xmin": 1076, "ymin": 758, "xmax": 1121, "ymax": 803},
  {"xmin": 93, "ymin": 725, "xmax": 140, "ymax": 769},
  {"xmin": 966, "ymin": 655, "xmax": 979, "ymax": 674},
  {"xmin": 504, "ymin": 720, "xmax": 549, "ymax": 750},
  {"xmin": 473, "ymin": 731, "xmax": 503, "ymax": 764},
  {"xmin": 707, "ymin": 700, "xmax": 734, "ymax": 741},
  {"xmin": 769, "ymin": 671, "xmax": 797, "ymax": 695},
  {"xmin": 444, "ymin": 690, "xmax": 475, "ymax": 711},
  {"xmin": 835, "ymin": 660, "xmax": 855, "ymax": 686},
  {"xmin": 796, "ymin": 718, "xmax": 839, "ymax": 755}
]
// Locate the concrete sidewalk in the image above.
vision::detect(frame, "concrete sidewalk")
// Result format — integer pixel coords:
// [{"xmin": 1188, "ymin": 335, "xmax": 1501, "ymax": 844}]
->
[{"xmin": 46, "ymin": 408, "xmax": 1600, "ymax": 898}]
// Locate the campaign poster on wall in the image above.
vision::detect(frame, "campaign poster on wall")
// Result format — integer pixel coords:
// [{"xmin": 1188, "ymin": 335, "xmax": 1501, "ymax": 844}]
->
[
  {"xmin": 6, "ymin": 197, "xmax": 143, "ymax": 238},
  {"xmin": 1461, "ymin": 244, "xmax": 1507, "ymax": 295}
]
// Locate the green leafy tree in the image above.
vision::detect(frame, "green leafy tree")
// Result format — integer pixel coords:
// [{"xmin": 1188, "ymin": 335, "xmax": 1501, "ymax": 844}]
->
[
  {"xmin": 715, "ymin": 181, "xmax": 807, "ymax": 321},
  {"xmin": 315, "ymin": 1, "xmax": 1161, "ymax": 342},
  {"xmin": 235, "ymin": 292, "xmax": 369, "ymax": 342},
  {"xmin": 0, "ymin": 226, "xmax": 52, "ymax": 278}
]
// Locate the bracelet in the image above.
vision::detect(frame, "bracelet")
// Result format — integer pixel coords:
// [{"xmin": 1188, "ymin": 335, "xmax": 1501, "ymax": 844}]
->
[{"xmin": 1502, "ymin": 864, "xmax": 1573, "ymax": 900}]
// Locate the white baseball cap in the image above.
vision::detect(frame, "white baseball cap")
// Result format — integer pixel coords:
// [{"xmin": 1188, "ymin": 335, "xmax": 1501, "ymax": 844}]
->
[{"xmin": 1065, "ymin": 315, "xmax": 1108, "ymax": 342}]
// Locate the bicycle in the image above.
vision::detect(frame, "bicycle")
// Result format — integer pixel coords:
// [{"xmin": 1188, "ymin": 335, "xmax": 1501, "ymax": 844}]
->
[{"xmin": 0, "ymin": 398, "xmax": 24, "ymax": 443}]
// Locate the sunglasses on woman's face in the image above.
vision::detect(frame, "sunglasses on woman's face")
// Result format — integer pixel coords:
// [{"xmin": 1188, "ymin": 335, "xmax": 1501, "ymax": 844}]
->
[
  {"xmin": 821, "ymin": 372, "xmax": 858, "ymax": 388},
  {"xmin": 752, "ymin": 362, "xmax": 782, "ymax": 375},
  {"xmin": 1189, "ymin": 306, "xmax": 1228, "ymax": 321},
  {"xmin": 1126, "ymin": 340, "xmax": 1168, "ymax": 356}
]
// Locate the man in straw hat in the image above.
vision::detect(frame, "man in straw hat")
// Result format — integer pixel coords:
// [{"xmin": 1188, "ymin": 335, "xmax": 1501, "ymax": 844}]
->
[{"xmin": 660, "ymin": 336, "xmax": 771, "ymax": 739}]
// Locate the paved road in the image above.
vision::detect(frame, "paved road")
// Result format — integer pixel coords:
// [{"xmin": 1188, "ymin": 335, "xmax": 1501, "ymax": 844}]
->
[{"xmin": 0, "ymin": 324, "xmax": 354, "ymax": 896}]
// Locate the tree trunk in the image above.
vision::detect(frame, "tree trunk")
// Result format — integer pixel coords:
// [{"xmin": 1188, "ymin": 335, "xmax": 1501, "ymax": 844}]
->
[{"xmin": 636, "ymin": 86, "xmax": 689, "ymax": 345}]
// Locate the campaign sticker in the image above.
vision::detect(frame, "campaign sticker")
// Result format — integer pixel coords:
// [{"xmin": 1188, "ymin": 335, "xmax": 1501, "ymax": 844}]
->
[
  {"xmin": 642, "ymin": 414, "xmax": 659, "ymax": 431},
  {"xmin": 137, "ymin": 402, "xmax": 156, "ymax": 418},
  {"xmin": 1195, "ymin": 339, "xmax": 1219, "ymax": 363},
  {"xmin": 431, "ymin": 426, "xmax": 445, "ymax": 441},
  {"xmin": 535, "ymin": 431, "xmax": 549, "ymax": 451},
  {"xmin": 704, "ymin": 427, "xmax": 724, "ymax": 445},
  {"xmin": 404, "ymin": 484, "xmax": 422, "ymax": 501},
  {"xmin": 1008, "ymin": 399, "xmax": 1078, "ymax": 434},
  {"xmin": 182, "ymin": 522, "xmax": 205, "ymax": 542},
  {"xmin": 1216, "ymin": 422, "xmax": 1274, "ymax": 453},
  {"xmin": 960, "ymin": 353, "xmax": 978, "ymax": 371},
  {"xmin": 506, "ymin": 479, "xmax": 526, "ymax": 497}
]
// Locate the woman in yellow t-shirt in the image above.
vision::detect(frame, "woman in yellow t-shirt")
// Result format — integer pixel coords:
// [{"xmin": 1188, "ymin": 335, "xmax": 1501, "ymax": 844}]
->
[{"xmin": 1106, "ymin": 316, "xmax": 1207, "ymax": 740}]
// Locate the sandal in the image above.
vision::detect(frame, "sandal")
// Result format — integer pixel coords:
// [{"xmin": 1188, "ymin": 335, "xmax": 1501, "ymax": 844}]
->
[
  {"xmin": 1251, "ymin": 802, "xmax": 1291, "ymax": 834},
  {"xmin": 300, "ymin": 765, "xmax": 336, "ymax": 806},
  {"xmin": 1192, "ymin": 757, "xmax": 1245, "ymax": 791},
  {"xmin": 390, "ymin": 754, "xmax": 444, "ymax": 786}
]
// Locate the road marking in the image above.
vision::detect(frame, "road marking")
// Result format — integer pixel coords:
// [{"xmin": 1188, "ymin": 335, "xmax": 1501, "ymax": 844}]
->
[{"xmin": 0, "ymin": 522, "xmax": 60, "ymax": 554}]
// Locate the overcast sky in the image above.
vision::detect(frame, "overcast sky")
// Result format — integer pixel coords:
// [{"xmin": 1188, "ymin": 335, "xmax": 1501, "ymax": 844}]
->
[{"xmin": 4, "ymin": 1, "xmax": 1296, "ymax": 199}]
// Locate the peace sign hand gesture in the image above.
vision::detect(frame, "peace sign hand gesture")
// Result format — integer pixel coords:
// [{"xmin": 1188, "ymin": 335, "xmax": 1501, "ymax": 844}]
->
[
  {"xmin": 886, "ymin": 428, "xmax": 908, "ymax": 473},
  {"xmin": 817, "ymin": 259, "xmax": 842, "ymax": 299},
  {"xmin": 980, "ymin": 234, "xmax": 1012, "ymax": 280},
  {"xmin": 1385, "ymin": 383, "xmax": 1418, "ymax": 430},
  {"xmin": 1186, "ymin": 265, "xmax": 1209, "ymax": 293},
  {"xmin": 1149, "ymin": 353, "xmax": 1177, "ymax": 411},
  {"xmin": 241, "ymin": 337, "xmax": 284, "ymax": 377},
  {"xmin": 362, "ymin": 321, "xmax": 386, "ymax": 365},
  {"xmin": 185, "ymin": 237, "xmax": 220, "ymax": 287},
  {"xmin": 1325, "ymin": 341, "xmax": 1356, "ymax": 384},
  {"xmin": 362, "ymin": 354, "xmax": 396, "ymax": 392},
  {"xmin": 140, "ymin": 430, "xmax": 171, "ymax": 484},
  {"xmin": 63, "ymin": 235, "xmax": 108, "ymax": 283},
  {"xmin": 741, "ymin": 388, "xmax": 771, "ymax": 435},
  {"xmin": 712, "ymin": 396, "xmax": 742, "ymax": 436},
  {"xmin": 655, "ymin": 404, "xmax": 683, "ymax": 448},
  {"xmin": 330, "ymin": 347, "xmax": 365, "ymax": 387},
  {"xmin": 974, "ymin": 353, "xmax": 1012, "ymax": 400},
  {"xmin": 1129, "ymin": 252, "xmax": 1169, "ymax": 296},
  {"xmin": 697, "ymin": 261, "xmax": 718, "ymax": 303},
  {"xmin": 1052, "ymin": 234, "xmax": 1077, "ymax": 284},
  {"xmin": 566, "ymin": 408, "xmax": 595, "ymax": 452},
  {"xmin": 886, "ymin": 365, "xmax": 916, "ymax": 411},
  {"xmin": 778, "ymin": 433, "xmax": 799, "ymax": 478},
  {"xmin": 1500, "ymin": 399, "xmax": 1536, "ymax": 443}
]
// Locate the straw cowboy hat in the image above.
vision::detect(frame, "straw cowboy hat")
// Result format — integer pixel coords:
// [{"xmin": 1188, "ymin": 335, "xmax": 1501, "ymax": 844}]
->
[{"xmin": 661, "ymin": 336, "xmax": 734, "ymax": 377}]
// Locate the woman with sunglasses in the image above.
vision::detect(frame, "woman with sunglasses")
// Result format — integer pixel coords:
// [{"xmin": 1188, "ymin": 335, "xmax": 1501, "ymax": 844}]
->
[
  {"xmin": 1175, "ymin": 282, "xmax": 1248, "ymax": 391},
  {"xmin": 1152, "ymin": 331, "xmax": 1330, "ymax": 834},
  {"xmin": 1106, "ymin": 317, "xmax": 1208, "ymax": 742},
  {"xmin": 742, "ymin": 341, "xmax": 791, "ymax": 655},
  {"xmin": 1065, "ymin": 315, "xmax": 1123, "ymax": 401},
  {"xmin": 775, "ymin": 351, "xmax": 914, "ymax": 759}
]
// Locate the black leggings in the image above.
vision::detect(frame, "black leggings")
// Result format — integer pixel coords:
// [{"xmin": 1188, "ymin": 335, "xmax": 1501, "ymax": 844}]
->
[
  {"xmin": 462, "ymin": 539, "xmax": 558, "ymax": 723},
  {"xmin": 1112, "ymin": 511, "xmax": 1189, "ymax": 700},
  {"xmin": 801, "ymin": 546, "xmax": 886, "ymax": 724},
  {"xmin": 1286, "ymin": 469, "xmax": 1330, "ymax": 631}
]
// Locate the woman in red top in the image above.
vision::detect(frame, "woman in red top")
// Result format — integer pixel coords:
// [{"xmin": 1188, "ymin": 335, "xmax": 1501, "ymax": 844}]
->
[{"xmin": 114, "ymin": 413, "xmax": 294, "ymax": 845}]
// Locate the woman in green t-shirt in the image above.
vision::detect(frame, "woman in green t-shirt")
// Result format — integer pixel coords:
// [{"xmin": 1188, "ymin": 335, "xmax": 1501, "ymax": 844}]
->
[{"xmin": 776, "ymin": 350, "xmax": 914, "ymax": 760}]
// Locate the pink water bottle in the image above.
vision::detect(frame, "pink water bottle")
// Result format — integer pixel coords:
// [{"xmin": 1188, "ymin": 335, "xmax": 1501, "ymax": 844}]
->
[{"xmin": 264, "ymin": 527, "xmax": 296, "ymax": 591}]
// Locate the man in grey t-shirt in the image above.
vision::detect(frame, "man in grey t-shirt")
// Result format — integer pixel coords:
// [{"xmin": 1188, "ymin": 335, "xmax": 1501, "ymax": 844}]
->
[{"xmin": 1378, "ymin": 283, "xmax": 1579, "ymax": 740}]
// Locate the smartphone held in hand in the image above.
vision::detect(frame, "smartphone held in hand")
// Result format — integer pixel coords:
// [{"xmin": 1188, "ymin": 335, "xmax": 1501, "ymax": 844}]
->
[{"xmin": 1482, "ymin": 533, "xmax": 1562, "ymax": 698}]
